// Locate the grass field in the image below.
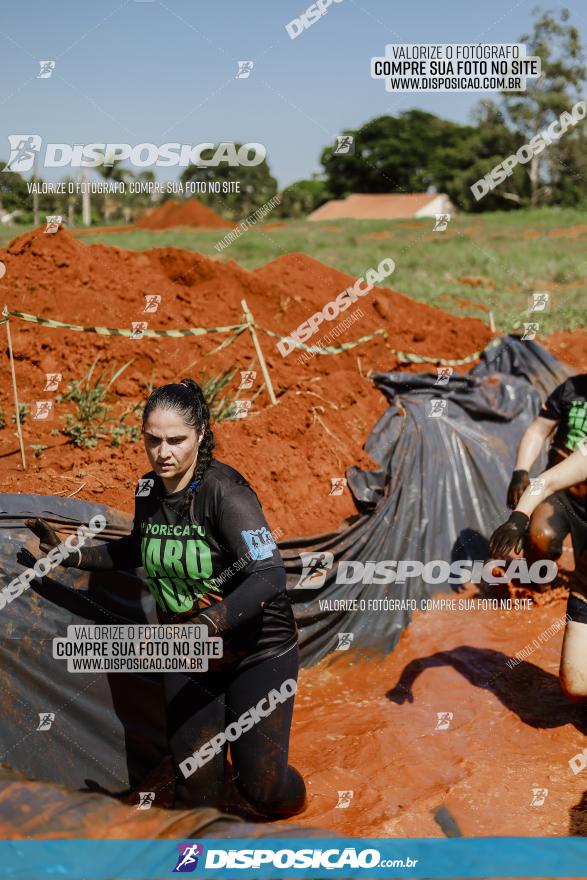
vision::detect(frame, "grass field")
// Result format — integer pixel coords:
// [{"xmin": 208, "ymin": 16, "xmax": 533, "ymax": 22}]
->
[{"xmin": 1, "ymin": 207, "xmax": 586, "ymax": 334}]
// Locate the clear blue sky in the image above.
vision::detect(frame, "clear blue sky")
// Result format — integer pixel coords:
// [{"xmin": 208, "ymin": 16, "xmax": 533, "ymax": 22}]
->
[{"xmin": 1, "ymin": 0, "xmax": 585, "ymax": 187}]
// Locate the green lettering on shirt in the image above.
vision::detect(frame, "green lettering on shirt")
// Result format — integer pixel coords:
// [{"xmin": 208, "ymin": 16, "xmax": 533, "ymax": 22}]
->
[
  {"xmin": 566, "ymin": 401, "xmax": 587, "ymax": 451},
  {"xmin": 141, "ymin": 536, "xmax": 215, "ymax": 613},
  {"xmin": 143, "ymin": 538, "xmax": 166, "ymax": 578},
  {"xmin": 163, "ymin": 540, "xmax": 185, "ymax": 578},
  {"xmin": 185, "ymin": 539, "xmax": 213, "ymax": 581},
  {"xmin": 161, "ymin": 577, "xmax": 196, "ymax": 613}
]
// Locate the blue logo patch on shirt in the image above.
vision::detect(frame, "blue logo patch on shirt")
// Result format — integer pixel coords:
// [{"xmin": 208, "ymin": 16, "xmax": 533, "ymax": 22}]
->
[{"xmin": 241, "ymin": 527, "xmax": 276, "ymax": 561}]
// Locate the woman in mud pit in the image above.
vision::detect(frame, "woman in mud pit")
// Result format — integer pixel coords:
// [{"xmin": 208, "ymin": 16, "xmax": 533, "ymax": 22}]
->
[
  {"xmin": 24, "ymin": 378, "xmax": 306, "ymax": 817},
  {"xmin": 490, "ymin": 445, "xmax": 587, "ymax": 701}
]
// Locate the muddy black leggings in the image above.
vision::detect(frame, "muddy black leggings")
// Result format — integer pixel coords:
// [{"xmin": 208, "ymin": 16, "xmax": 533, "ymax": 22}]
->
[{"xmin": 162, "ymin": 641, "xmax": 306, "ymax": 818}]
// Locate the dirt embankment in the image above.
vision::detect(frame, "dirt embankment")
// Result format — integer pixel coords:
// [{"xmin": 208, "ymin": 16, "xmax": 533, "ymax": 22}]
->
[{"xmin": 0, "ymin": 226, "xmax": 495, "ymax": 536}]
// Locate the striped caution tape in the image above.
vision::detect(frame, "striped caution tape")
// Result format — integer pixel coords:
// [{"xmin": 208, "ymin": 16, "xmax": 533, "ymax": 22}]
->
[
  {"xmin": 258, "ymin": 324, "xmax": 388, "ymax": 355},
  {"xmin": 389, "ymin": 348, "xmax": 485, "ymax": 366},
  {"xmin": 385, "ymin": 334, "xmax": 500, "ymax": 365},
  {"xmin": 5, "ymin": 309, "xmax": 247, "ymax": 339},
  {"xmin": 2, "ymin": 308, "xmax": 491, "ymax": 366},
  {"xmin": 259, "ymin": 323, "xmax": 490, "ymax": 365},
  {"xmin": 207, "ymin": 325, "xmax": 248, "ymax": 355}
]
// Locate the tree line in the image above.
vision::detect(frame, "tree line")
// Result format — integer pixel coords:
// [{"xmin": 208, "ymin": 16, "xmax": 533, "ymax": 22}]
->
[{"xmin": 1, "ymin": 7, "xmax": 584, "ymax": 224}]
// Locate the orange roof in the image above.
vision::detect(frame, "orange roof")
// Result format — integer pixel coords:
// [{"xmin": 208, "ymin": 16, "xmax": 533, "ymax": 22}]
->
[{"xmin": 308, "ymin": 193, "xmax": 442, "ymax": 221}]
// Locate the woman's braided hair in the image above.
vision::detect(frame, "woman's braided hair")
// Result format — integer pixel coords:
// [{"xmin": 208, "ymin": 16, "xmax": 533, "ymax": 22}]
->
[{"xmin": 142, "ymin": 378, "xmax": 215, "ymax": 520}]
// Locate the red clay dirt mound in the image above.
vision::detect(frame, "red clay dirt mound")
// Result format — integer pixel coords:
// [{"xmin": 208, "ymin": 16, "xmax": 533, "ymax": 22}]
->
[
  {"xmin": 543, "ymin": 330, "xmax": 587, "ymax": 373},
  {"xmin": 135, "ymin": 198, "xmax": 232, "ymax": 230},
  {"xmin": 0, "ymin": 226, "xmax": 502, "ymax": 537},
  {"xmin": 254, "ymin": 252, "xmax": 493, "ymax": 366}
]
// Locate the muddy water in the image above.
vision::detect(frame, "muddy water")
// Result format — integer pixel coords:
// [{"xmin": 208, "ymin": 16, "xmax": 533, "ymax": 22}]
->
[{"xmin": 282, "ymin": 588, "xmax": 587, "ymax": 840}]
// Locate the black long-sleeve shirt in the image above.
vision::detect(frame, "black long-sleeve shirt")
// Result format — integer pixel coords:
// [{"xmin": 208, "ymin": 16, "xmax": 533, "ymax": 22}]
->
[
  {"xmin": 541, "ymin": 374, "xmax": 587, "ymax": 456},
  {"xmin": 75, "ymin": 459, "xmax": 297, "ymax": 668}
]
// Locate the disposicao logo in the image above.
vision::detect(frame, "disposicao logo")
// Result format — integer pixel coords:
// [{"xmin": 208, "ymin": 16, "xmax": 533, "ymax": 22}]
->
[
  {"xmin": 3, "ymin": 136, "xmax": 266, "ymax": 172},
  {"xmin": 173, "ymin": 843, "xmax": 204, "ymax": 873}
]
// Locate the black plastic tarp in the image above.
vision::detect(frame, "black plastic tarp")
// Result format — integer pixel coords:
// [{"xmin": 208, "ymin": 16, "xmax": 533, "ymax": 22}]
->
[
  {"xmin": 0, "ymin": 495, "xmax": 168, "ymax": 795},
  {"xmin": 281, "ymin": 335, "xmax": 570, "ymax": 665},
  {"xmin": 0, "ymin": 765, "xmax": 326, "ymax": 841},
  {"xmin": 0, "ymin": 334, "xmax": 570, "ymax": 804},
  {"xmin": 0, "ymin": 502, "xmax": 328, "ymax": 832}
]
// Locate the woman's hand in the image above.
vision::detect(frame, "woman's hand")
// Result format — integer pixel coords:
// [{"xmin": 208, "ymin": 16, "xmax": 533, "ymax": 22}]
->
[
  {"xmin": 507, "ymin": 469, "xmax": 530, "ymax": 509},
  {"xmin": 24, "ymin": 518, "xmax": 61, "ymax": 554},
  {"xmin": 386, "ymin": 684, "xmax": 414, "ymax": 705},
  {"xmin": 489, "ymin": 511, "xmax": 530, "ymax": 557},
  {"xmin": 21, "ymin": 518, "xmax": 79, "ymax": 568}
]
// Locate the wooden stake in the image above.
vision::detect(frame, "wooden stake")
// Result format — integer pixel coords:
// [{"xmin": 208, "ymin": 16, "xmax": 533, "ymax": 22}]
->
[
  {"xmin": 2, "ymin": 306, "xmax": 26, "ymax": 469},
  {"xmin": 32, "ymin": 153, "xmax": 40, "ymax": 228},
  {"xmin": 488, "ymin": 310, "xmax": 496, "ymax": 333},
  {"xmin": 240, "ymin": 298, "xmax": 277, "ymax": 406}
]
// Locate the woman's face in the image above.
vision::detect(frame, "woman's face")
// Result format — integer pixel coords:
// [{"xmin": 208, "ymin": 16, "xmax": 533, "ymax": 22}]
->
[{"xmin": 143, "ymin": 407, "xmax": 202, "ymax": 481}]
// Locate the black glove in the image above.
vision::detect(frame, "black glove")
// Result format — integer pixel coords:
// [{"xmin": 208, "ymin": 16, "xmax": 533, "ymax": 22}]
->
[
  {"xmin": 23, "ymin": 518, "xmax": 79, "ymax": 567},
  {"xmin": 386, "ymin": 684, "xmax": 414, "ymax": 705},
  {"xmin": 507, "ymin": 469, "xmax": 529, "ymax": 509},
  {"xmin": 489, "ymin": 511, "xmax": 530, "ymax": 557}
]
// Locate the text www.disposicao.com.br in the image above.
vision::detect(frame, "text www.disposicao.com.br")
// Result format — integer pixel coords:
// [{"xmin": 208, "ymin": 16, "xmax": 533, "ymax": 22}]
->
[{"xmin": 70, "ymin": 657, "xmax": 201, "ymax": 671}]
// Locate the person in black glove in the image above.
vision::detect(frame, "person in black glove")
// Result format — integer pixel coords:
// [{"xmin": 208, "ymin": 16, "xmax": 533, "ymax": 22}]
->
[
  {"xmin": 489, "ymin": 511, "xmax": 530, "ymax": 557},
  {"xmin": 23, "ymin": 378, "xmax": 306, "ymax": 819},
  {"xmin": 506, "ymin": 470, "xmax": 530, "ymax": 510},
  {"xmin": 505, "ymin": 373, "xmax": 587, "ymax": 577},
  {"xmin": 23, "ymin": 518, "xmax": 80, "ymax": 566},
  {"xmin": 491, "ymin": 446, "xmax": 587, "ymax": 701}
]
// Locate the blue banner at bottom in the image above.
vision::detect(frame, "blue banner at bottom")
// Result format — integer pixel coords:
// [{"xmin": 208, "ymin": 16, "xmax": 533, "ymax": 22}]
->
[{"xmin": 0, "ymin": 838, "xmax": 586, "ymax": 879}]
